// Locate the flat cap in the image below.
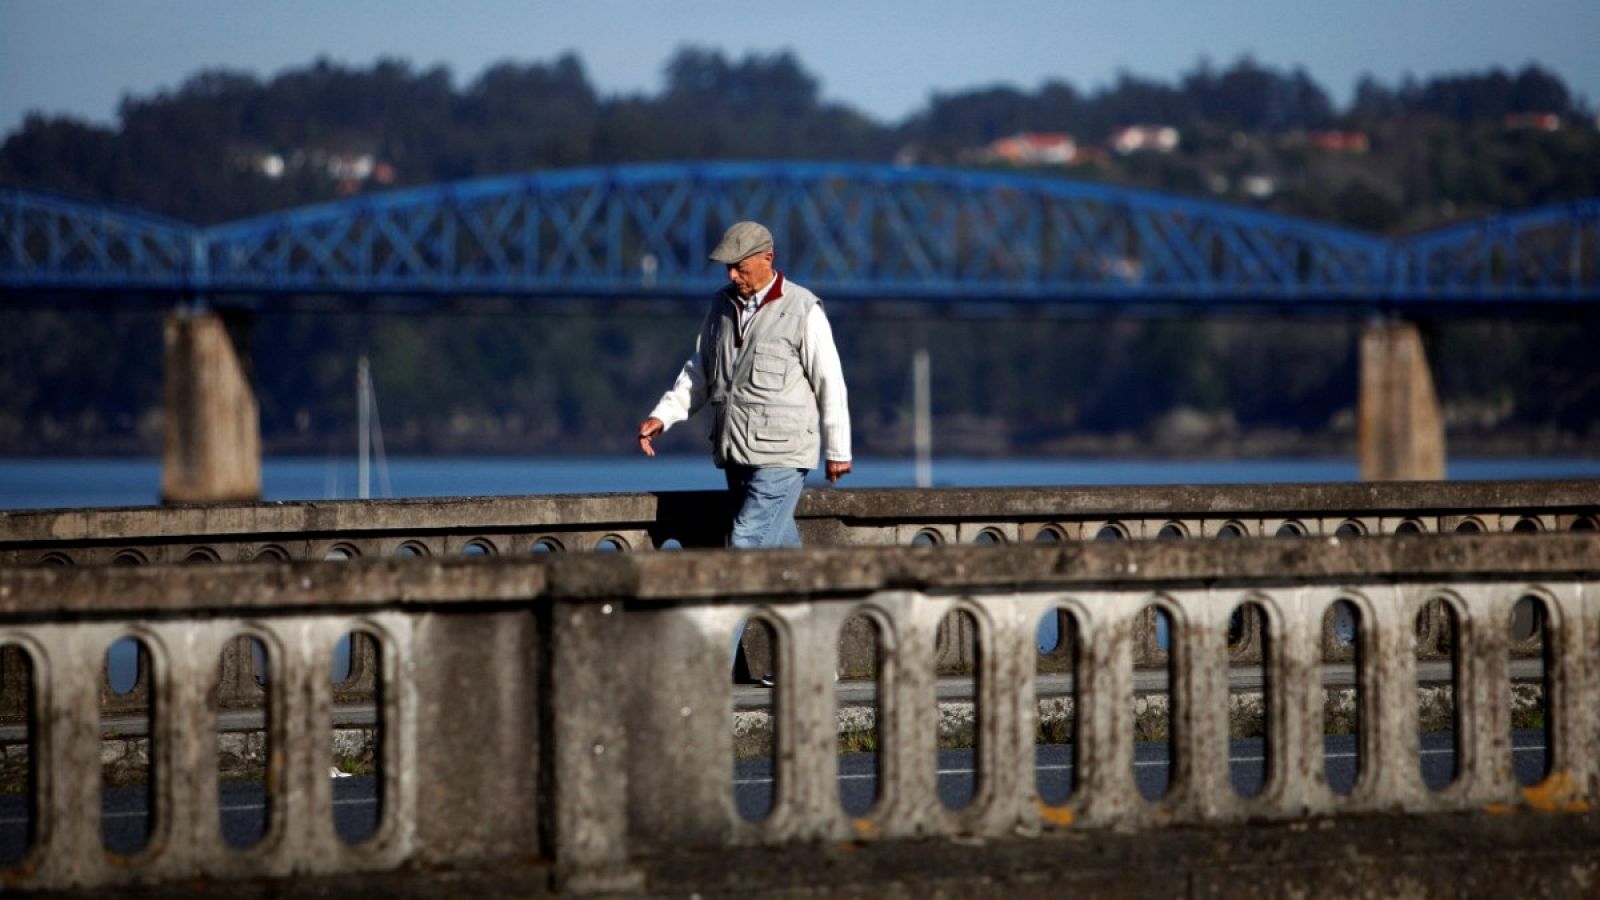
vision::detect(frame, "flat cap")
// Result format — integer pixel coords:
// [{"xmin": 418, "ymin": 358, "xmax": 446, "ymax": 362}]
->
[{"xmin": 708, "ymin": 221, "xmax": 773, "ymax": 264}]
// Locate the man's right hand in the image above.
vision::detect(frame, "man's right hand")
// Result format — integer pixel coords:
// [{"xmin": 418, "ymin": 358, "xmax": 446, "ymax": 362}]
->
[{"xmin": 637, "ymin": 417, "xmax": 665, "ymax": 457}]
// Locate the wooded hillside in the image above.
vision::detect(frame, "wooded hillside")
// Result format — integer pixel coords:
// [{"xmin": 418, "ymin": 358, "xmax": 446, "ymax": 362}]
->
[{"xmin": 3, "ymin": 50, "xmax": 1596, "ymax": 457}]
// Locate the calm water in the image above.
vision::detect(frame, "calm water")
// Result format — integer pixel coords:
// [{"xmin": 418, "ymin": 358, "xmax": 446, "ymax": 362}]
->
[{"xmin": 3, "ymin": 455, "xmax": 1600, "ymax": 510}]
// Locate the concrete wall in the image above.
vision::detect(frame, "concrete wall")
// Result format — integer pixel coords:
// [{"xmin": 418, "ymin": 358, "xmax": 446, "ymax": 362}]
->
[{"xmin": 0, "ymin": 533, "xmax": 1596, "ymax": 892}]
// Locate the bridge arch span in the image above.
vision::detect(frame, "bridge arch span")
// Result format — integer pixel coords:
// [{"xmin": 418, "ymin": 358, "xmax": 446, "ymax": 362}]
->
[
  {"xmin": 1396, "ymin": 197, "xmax": 1600, "ymax": 304},
  {"xmin": 198, "ymin": 161, "xmax": 1392, "ymax": 306},
  {"xmin": 6, "ymin": 166, "xmax": 1597, "ymax": 310},
  {"xmin": 0, "ymin": 187, "xmax": 196, "ymax": 292}
]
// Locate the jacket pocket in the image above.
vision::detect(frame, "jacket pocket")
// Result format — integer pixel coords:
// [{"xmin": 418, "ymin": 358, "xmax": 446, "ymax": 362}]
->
[
  {"xmin": 750, "ymin": 346, "xmax": 790, "ymax": 391},
  {"xmin": 751, "ymin": 405, "xmax": 801, "ymax": 445}
]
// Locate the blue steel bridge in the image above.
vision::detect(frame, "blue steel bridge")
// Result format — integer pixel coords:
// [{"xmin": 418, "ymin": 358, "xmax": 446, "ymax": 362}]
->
[{"xmin": 2, "ymin": 161, "xmax": 1598, "ymax": 313}]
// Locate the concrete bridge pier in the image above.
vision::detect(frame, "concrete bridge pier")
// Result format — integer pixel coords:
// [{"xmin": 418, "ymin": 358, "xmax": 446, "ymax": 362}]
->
[
  {"xmin": 1359, "ymin": 319, "xmax": 1445, "ymax": 481},
  {"xmin": 161, "ymin": 308, "xmax": 261, "ymax": 503}
]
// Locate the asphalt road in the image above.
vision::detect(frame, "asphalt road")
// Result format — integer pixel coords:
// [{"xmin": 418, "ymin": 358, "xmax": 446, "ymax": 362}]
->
[
  {"xmin": 0, "ymin": 776, "xmax": 381, "ymax": 861},
  {"xmin": 0, "ymin": 732, "xmax": 1552, "ymax": 862},
  {"xmin": 738, "ymin": 729, "xmax": 1553, "ymax": 821}
]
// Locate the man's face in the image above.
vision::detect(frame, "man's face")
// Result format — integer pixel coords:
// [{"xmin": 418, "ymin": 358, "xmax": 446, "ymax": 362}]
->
[{"xmin": 726, "ymin": 250, "xmax": 775, "ymax": 298}]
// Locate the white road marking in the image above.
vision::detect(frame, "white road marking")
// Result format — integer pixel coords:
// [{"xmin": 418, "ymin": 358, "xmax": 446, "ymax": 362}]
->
[{"xmin": 0, "ymin": 742, "xmax": 1554, "ymax": 823}]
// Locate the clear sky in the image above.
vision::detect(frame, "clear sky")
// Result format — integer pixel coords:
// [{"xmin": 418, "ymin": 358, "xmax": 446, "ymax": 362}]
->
[{"xmin": 3, "ymin": 0, "xmax": 1597, "ymax": 137}]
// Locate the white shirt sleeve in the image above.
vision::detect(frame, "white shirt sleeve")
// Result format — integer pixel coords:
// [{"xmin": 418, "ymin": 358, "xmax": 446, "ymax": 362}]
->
[
  {"xmin": 801, "ymin": 304, "xmax": 852, "ymax": 462},
  {"xmin": 647, "ymin": 330, "xmax": 707, "ymax": 431}
]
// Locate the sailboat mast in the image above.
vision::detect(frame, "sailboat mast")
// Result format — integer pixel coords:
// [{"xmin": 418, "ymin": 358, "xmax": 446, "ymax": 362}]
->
[
  {"xmin": 913, "ymin": 348, "xmax": 931, "ymax": 488},
  {"xmin": 358, "ymin": 355, "xmax": 371, "ymax": 500}
]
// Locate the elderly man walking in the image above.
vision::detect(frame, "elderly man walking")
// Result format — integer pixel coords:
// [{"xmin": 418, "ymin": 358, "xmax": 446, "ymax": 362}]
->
[{"xmin": 638, "ymin": 221, "xmax": 852, "ymax": 553}]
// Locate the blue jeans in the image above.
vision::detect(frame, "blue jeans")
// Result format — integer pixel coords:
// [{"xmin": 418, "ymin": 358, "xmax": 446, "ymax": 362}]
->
[
  {"xmin": 726, "ymin": 465, "xmax": 807, "ymax": 676},
  {"xmin": 725, "ymin": 465, "xmax": 806, "ymax": 549}
]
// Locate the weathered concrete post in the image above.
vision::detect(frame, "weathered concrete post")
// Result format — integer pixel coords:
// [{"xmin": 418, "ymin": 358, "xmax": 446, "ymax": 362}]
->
[
  {"xmin": 1359, "ymin": 320, "xmax": 1445, "ymax": 481},
  {"xmin": 161, "ymin": 309, "xmax": 261, "ymax": 503},
  {"xmin": 543, "ymin": 576, "xmax": 642, "ymax": 892}
]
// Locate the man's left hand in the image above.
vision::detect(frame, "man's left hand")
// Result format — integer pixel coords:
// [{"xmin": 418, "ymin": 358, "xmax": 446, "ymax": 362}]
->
[{"xmin": 826, "ymin": 460, "xmax": 852, "ymax": 483}]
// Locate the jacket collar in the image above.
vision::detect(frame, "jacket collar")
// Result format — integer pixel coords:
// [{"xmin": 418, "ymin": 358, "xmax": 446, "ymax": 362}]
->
[{"xmin": 725, "ymin": 271, "xmax": 785, "ymax": 310}]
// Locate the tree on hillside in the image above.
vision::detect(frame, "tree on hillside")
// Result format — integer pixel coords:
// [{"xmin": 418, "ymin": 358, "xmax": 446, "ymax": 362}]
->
[{"xmin": 458, "ymin": 54, "xmax": 600, "ymax": 170}]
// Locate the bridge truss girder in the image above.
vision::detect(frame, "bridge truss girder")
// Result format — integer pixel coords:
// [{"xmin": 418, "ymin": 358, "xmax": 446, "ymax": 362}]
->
[
  {"xmin": 195, "ymin": 163, "xmax": 1394, "ymax": 307},
  {"xmin": 0, "ymin": 188, "xmax": 197, "ymax": 294},
  {"xmin": 4, "ymin": 164, "xmax": 1596, "ymax": 312},
  {"xmin": 1394, "ymin": 197, "xmax": 1600, "ymax": 307}
]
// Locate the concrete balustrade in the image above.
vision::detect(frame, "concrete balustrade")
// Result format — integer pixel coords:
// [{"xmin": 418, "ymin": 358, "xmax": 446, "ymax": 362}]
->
[
  {"xmin": 1, "ymin": 481, "xmax": 1592, "ymax": 751},
  {"xmin": 0, "ymin": 532, "xmax": 1596, "ymax": 891},
  {"xmin": 7, "ymin": 482, "xmax": 1591, "ymax": 668},
  {"xmin": 3, "ymin": 481, "xmax": 1597, "ymax": 568}
]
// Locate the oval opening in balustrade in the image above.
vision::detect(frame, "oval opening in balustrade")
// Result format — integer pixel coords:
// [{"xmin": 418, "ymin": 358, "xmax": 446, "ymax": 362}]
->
[
  {"xmin": 107, "ymin": 636, "xmax": 142, "ymax": 695},
  {"xmin": 332, "ymin": 629, "xmax": 384, "ymax": 844},
  {"xmin": 1229, "ymin": 602, "xmax": 1272, "ymax": 798},
  {"xmin": 331, "ymin": 634, "xmax": 352, "ymax": 683},
  {"xmin": 324, "ymin": 544, "xmax": 359, "ymax": 561},
  {"xmin": 1509, "ymin": 595, "xmax": 1552, "ymax": 788},
  {"xmin": 657, "ymin": 537, "xmax": 683, "ymax": 550},
  {"xmin": 732, "ymin": 616, "xmax": 779, "ymax": 823},
  {"xmin": 1394, "ymin": 520, "xmax": 1424, "ymax": 534},
  {"xmin": 184, "ymin": 547, "xmax": 221, "ymax": 563},
  {"xmin": 252, "ymin": 545, "xmax": 289, "ymax": 562},
  {"xmin": 1036, "ymin": 607, "xmax": 1078, "ymax": 809},
  {"xmin": 1334, "ymin": 520, "xmax": 1365, "ymax": 537},
  {"xmin": 1216, "ymin": 522, "xmax": 1246, "ymax": 539},
  {"xmin": 1226, "ymin": 609, "xmax": 1246, "ymax": 650},
  {"xmin": 973, "ymin": 528, "xmax": 1005, "ymax": 545},
  {"xmin": 394, "ymin": 541, "xmax": 429, "ymax": 558},
  {"xmin": 112, "ymin": 549, "xmax": 148, "ymax": 566},
  {"xmin": 595, "ymin": 536, "xmax": 628, "ymax": 552},
  {"xmin": 1511, "ymin": 517, "xmax": 1541, "ymax": 533},
  {"xmin": 1136, "ymin": 604, "xmax": 1177, "ymax": 801},
  {"xmin": 216, "ymin": 635, "xmax": 272, "ymax": 849},
  {"xmin": 1454, "ymin": 518, "xmax": 1484, "ymax": 534},
  {"xmin": 1094, "ymin": 523, "xmax": 1126, "ymax": 541},
  {"xmin": 1571, "ymin": 516, "xmax": 1597, "ymax": 531},
  {"xmin": 1157, "ymin": 522, "xmax": 1186, "ymax": 540},
  {"xmin": 460, "ymin": 539, "xmax": 495, "ymax": 556},
  {"xmin": 102, "ymin": 635, "xmax": 156, "ymax": 856},
  {"xmin": 937, "ymin": 607, "xmax": 982, "ymax": 811},
  {"xmin": 38, "ymin": 551, "xmax": 73, "ymax": 566},
  {"xmin": 910, "ymin": 528, "xmax": 942, "ymax": 546},
  {"xmin": 838, "ymin": 611, "xmax": 882, "ymax": 817},
  {"xmin": 1275, "ymin": 521, "xmax": 1306, "ymax": 537},
  {"xmin": 1417, "ymin": 598, "xmax": 1461, "ymax": 791},
  {"xmin": 530, "ymin": 537, "xmax": 564, "ymax": 553},
  {"xmin": 0, "ymin": 644, "xmax": 36, "ymax": 867},
  {"xmin": 1033, "ymin": 525, "xmax": 1065, "ymax": 543},
  {"xmin": 1323, "ymin": 599, "xmax": 1363, "ymax": 796}
]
